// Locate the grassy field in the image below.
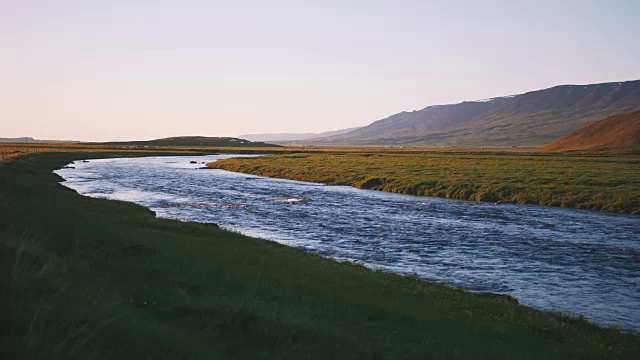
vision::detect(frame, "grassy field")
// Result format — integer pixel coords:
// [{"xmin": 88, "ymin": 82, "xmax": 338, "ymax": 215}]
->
[
  {"xmin": 0, "ymin": 144, "xmax": 72, "ymax": 161},
  {"xmin": 0, "ymin": 142, "xmax": 286, "ymax": 161},
  {"xmin": 209, "ymin": 152, "xmax": 640, "ymax": 214},
  {"xmin": 1, "ymin": 151, "xmax": 639, "ymax": 359}
]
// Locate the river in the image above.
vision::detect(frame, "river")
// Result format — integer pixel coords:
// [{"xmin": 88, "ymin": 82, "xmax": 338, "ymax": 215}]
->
[{"xmin": 54, "ymin": 154, "xmax": 640, "ymax": 332}]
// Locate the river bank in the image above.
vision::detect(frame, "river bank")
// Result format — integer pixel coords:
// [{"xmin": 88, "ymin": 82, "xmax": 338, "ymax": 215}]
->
[
  {"xmin": 58, "ymin": 154, "xmax": 640, "ymax": 332},
  {"xmin": 2, "ymin": 152, "xmax": 639, "ymax": 359},
  {"xmin": 209, "ymin": 152, "xmax": 640, "ymax": 214}
]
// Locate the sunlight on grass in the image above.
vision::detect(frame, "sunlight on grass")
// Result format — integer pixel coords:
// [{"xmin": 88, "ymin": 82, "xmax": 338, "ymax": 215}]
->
[{"xmin": 210, "ymin": 152, "xmax": 640, "ymax": 214}]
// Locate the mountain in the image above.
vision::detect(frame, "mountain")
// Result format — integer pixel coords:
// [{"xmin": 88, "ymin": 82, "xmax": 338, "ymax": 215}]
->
[
  {"xmin": 307, "ymin": 80, "xmax": 640, "ymax": 147},
  {"xmin": 96, "ymin": 136, "xmax": 279, "ymax": 148},
  {"xmin": 238, "ymin": 126, "xmax": 362, "ymax": 142},
  {"xmin": 539, "ymin": 110, "xmax": 640, "ymax": 154}
]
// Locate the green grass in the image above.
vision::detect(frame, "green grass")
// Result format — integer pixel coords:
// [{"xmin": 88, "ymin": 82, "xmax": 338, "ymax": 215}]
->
[
  {"xmin": 209, "ymin": 152, "xmax": 640, "ymax": 214},
  {"xmin": 2, "ymin": 152, "xmax": 639, "ymax": 359}
]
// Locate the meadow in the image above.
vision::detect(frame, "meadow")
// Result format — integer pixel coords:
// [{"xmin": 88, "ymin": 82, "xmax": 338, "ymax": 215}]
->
[
  {"xmin": 1, "ymin": 144, "xmax": 65, "ymax": 161},
  {"xmin": 1, "ymin": 151, "xmax": 639, "ymax": 359},
  {"xmin": 210, "ymin": 152, "xmax": 640, "ymax": 214},
  {"xmin": 0, "ymin": 142, "xmax": 282, "ymax": 160}
]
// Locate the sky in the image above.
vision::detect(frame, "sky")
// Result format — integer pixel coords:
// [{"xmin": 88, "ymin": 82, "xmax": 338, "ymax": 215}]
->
[{"xmin": 2, "ymin": 0, "xmax": 639, "ymax": 141}]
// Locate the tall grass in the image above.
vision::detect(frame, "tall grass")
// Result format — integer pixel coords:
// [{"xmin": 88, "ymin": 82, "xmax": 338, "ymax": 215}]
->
[
  {"xmin": 1, "ymin": 229, "xmax": 120, "ymax": 359},
  {"xmin": 0, "ymin": 144, "xmax": 202, "ymax": 162},
  {"xmin": 1, "ymin": 146, "xmax": 48, "ymax": 160},
  {"xmin": 210, "ymin": 152, "xmax": 640, "ymax": 214}
]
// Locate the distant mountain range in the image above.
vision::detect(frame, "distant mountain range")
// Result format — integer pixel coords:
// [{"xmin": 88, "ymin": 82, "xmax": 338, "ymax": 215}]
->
[
  {"xmin": 0, "ymin": 137, "xmax": 79, "ymax": 143},
  {"xmin": 540, "ymin": 110, "xmax": 640, "ymax": 154},
  {"xmin": 238, "ymin": 127, "xmax": 362, "ymax": 142},
  {"xmin": 285, "ymin": 80, "xmax": 640, "ymax": 147},
  {"xmin": 94, "ymin": 136, "xmax": 279, "ymax": 148}
]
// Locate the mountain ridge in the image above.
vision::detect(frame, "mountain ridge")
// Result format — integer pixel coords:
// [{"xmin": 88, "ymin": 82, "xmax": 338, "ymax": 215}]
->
[{"xmin": 305, "ymin": 80, "xmax": 640, "ymax": 146}]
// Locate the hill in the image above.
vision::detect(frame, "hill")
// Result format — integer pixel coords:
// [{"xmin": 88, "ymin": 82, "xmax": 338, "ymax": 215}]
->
[
  {"xmin": 307, "ymin": 80, "xmax": 640, "ymax": 147},
  {"xmin": 96, "ymin": 136, "xmax": 279, "ymax": 148},
  {"xmin": 540, "ymin": 110, "xmax": 640, "ymax": 154}
]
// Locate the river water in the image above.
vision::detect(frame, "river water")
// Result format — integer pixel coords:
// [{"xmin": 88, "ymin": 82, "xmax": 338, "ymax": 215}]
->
[{"xmin": 54, "ymin": 154, "xmax": 640, "ymax": 332}]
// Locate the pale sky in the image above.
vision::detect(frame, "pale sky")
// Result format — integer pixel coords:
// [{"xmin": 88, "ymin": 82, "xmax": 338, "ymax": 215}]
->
[{"xmin": 2, "ymin": 0, "xmax": 639, "ymax": 141}]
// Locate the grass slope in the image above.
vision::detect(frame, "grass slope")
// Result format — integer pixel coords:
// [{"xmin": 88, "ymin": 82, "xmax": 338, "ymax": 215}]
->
[
  {"xmin": 540, "ymin": 110, "xmax": 640, "ymax": 154},
  {"xmin": 209, "ymin": 152, "xmax": 640, "ymax": 214},
  {"xmin": 2, "ymin": 152, "xmax": 639, "ymax": 358}
]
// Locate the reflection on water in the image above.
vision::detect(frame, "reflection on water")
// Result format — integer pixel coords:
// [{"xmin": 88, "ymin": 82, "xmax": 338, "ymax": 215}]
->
[{"xmin": 55, "ymin": 155, "xmax": 640, "ymax": 332}]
